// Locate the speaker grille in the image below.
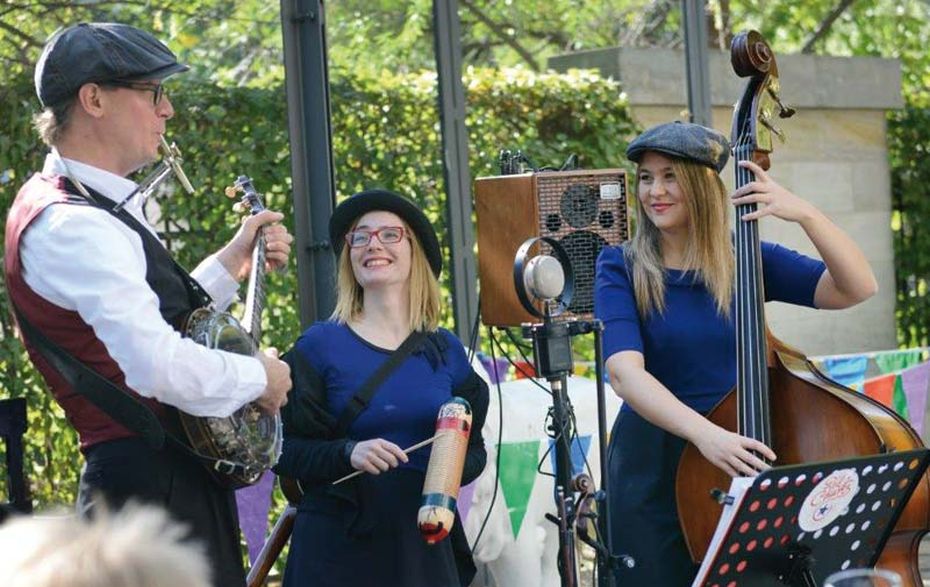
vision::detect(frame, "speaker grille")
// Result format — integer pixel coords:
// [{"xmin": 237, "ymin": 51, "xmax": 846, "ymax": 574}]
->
[{"xmin": 536, "ymin": 171, "xmax": 629, "ymax": 318}]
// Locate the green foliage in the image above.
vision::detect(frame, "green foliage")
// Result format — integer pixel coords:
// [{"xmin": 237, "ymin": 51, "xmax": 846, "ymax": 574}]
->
[
  {"xmin": 889, "ymin": 104, "xmax": 930, "ymax": 346},
  {"xmin": 0, "ymin": 67, "xmax": 635, "ymax": 511}
]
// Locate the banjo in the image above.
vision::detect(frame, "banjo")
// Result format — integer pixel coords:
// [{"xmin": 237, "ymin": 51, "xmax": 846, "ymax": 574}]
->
[{"xmin": 179, "ymin": 175, "xmax": 282, "ymax": 489}]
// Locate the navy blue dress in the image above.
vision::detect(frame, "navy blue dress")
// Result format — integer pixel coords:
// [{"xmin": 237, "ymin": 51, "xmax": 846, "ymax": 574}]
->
[
  {"xmin": 594, "ymin": 241, "xmax": 826, "ymax": 585},
  {"xmin": 275, "ymin": 322, "xmax": 488, "ymax": 587}
]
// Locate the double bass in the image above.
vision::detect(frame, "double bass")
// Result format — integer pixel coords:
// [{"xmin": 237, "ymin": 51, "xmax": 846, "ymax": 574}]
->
[{"xmin": 675, "ymin": 30, "xmax": 930, "ymax": 584}]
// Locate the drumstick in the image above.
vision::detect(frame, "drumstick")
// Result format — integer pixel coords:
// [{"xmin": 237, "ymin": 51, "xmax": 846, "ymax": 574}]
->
[{"xmin": 331, "ymin": 434, "xmax": 439, "ymax": 486}]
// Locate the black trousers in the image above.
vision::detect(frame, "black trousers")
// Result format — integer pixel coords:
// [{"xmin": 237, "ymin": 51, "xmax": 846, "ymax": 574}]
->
[
  {"xmin": 77, "ymin": 437, "xmax": 246, "ymax": 587},
  {"xmin": 608, "ymin": 410, "xmax": 700, "ymax": 586}
]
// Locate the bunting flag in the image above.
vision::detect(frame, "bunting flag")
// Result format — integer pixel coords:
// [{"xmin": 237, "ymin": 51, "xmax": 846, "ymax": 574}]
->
[
  {"xmin": 548, "ymin": 434, "xmax": 592, "ymax": 479},
  {"xmin": 902, "ymin": 362, "xmax": 930, "ymax": 436},
  {"xmin": 477, "ymin": 354, "xmax": 510, "ymax": 385},
  {"xmin": 821, "ymin": 356, "xmax": 869, "ymax": 390},
  {"xmin": 497, "ymin": 440, "xmax": 541, "ymax": 538},
  {"xmin": 893, "ymin": 375, "xmax": 910, "ymax": 420},
  {"xmin": 458, "ymin": 480, "xmax": 476, "ymax": 525},
  {"xmin": 235, "ymin": 470, "xmax": 275, "ymax": 564},
  {"xmin": 875, "ymin": 349, "xmax": 925, "ymax": 375},
  {"xmin": 512, "ymin": 361, "xmax": 536, "ymax": 380},
  {"xmin": 863, "ymin": 373, "xmax": 896, "ymax": 409}
]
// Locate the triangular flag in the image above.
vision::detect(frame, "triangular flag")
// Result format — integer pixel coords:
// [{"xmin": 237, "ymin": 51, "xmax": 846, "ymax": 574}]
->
[
  {"xmin": 497, "ymin": 440, "xmax": 540, "ymax": 538},
  {"xmin": 901, "ymin": 362, "xmax": 930, "ymax": 436},
  {"xmin": 875, "ymin": 349, "xmax": 924, "ymax": 375},
  {"xmin": 863, "ymin": 373, "xmax": 896, "ymax": 408},
  {"xmin": 892, "ymin": 374, "xmax": 910, "ymax": 420},
  {"xmin": 548, "ymin": 435, "xmax": 592, "ymax": 479},
  {"xmin": 822, "ymin": 356, "xmax": 869, "ymax": 390},
  {"xmin": 457, "ymin": 480, "xmax": 476, "ymax": 525},
  {"xmin": 235, "ymin": 470, "xmax": 274, "ymax": 564}
]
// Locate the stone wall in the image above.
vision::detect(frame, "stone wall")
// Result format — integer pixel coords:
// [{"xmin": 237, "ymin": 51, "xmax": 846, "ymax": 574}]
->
[{"xmin": 550, "ymin": 47, "xmax": 903, "ymax": 355}]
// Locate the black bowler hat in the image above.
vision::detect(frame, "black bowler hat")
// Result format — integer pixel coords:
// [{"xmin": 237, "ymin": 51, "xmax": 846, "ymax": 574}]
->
[
  {"xmin": 35, "ymin": 22, "xmax": 189, "ymax": 107},
  {"xmin": 329, "ymin": 189, "xmax": 442, "ymax": 277},
  {"xmin": 626, "ymin": 121, "xmax": 731, "ymax": 172}
]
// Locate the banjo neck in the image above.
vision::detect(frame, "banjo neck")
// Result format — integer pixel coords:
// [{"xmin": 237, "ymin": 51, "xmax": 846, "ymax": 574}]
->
[{"xmin": 241, "ymin": 233, "xmax": 266, "ymax": 344}]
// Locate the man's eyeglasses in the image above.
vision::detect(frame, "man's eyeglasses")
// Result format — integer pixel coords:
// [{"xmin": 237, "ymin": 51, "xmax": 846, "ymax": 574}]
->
[
  {"xmin": 345, "ymin": 226, "xmax": 406, "ymax": 248},
  {"xmin": 104, "ymin": 81, "xmax": 166, "ymax": 106}
]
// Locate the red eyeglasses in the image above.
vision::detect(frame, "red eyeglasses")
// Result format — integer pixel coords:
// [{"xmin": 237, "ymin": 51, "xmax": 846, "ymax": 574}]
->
[{"xmin": 345, "ymin": 226, "xmax": 406, "ymax": 248}]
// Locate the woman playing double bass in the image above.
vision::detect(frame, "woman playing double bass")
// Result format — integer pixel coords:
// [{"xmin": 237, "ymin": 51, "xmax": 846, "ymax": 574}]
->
[{"xmin": 593, "ymin": 121, "xmax": 878, "ymax": 584}]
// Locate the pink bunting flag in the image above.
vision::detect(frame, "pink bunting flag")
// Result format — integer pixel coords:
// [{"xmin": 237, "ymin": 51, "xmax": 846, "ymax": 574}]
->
[{"xmin": 901, "ymin": 362, "xmax": 930, "ymax": 437}]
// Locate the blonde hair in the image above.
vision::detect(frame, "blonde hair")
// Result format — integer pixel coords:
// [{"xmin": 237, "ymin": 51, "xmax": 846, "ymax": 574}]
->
[
  {"xmin": 330, "ymin": 218, "xmax": 441, "ymax": 332},
  {"xmin": 33, "ymin": 100, "xmax": 76, "ymax": 147},
  {"xmin": 0, "ymin": 503, "xmax": 211, "ymax": 587},
  {"xmin": 625, "ymin": 156, "xmax": 734, "ymax": 317}
]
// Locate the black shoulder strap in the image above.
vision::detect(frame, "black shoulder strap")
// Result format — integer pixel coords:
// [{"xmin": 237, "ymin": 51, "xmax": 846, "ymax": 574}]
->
[
  {"xmin": 14, "ymin": 308, "xmax": 258, "ymax": 479},
  {"xmin": 333, "ymin": 330, "xmax": 429, "ymax": 437},
  {"xmin": 13, "ymin": 307, "xmax": 166, "ymax": 449}
]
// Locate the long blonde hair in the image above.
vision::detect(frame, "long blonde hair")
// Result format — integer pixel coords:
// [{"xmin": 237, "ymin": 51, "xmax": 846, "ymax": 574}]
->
[
  {"xmin": 625, "ymin": 156, "xmax": 734, "ymax": 317},
  {"xmin": 330, "ymin": 218, "xmax": 441, "ymax": 332}
]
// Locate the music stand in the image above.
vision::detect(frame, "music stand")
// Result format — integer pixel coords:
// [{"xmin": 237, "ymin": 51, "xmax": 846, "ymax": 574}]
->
[{"xmin": 692, "ymin": 448, "xmax": 930, "ymax": 587}]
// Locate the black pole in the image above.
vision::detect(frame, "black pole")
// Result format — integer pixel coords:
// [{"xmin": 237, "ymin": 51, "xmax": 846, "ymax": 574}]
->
[
  {"xmin": 280, "ymin": 0, "xmax": 337, "ymax": 328},
  {"xmin": 432, "ymin": 0, "xmax": 479, "ymax": 342},
  {"xmin": 593, "ymin": 321, "xmax": 617, "ymax": 587},
  {"xmin": 682, "ymin": 0, "xmax": 713, "ymax": 126}
]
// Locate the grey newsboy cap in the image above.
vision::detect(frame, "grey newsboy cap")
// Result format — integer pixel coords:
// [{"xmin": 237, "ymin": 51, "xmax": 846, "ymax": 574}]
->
[
  {"xmin": 35, "ymin": 22, "xmax": 189, "ymax": 107},
  {"xmin": 626, "ymin": 121, "xmax": 731, "ymax": 173}
]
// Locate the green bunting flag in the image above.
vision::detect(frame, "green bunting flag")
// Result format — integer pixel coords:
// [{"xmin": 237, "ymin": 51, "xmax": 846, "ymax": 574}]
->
[
  {"xmin": 875, "ymin": 349, "xmax": 924, "ymax": 375},
  {"xmin": 497, "ymin": 440, "xmax": 541, "ymax": 539},
  {"xmin": 893, "ymin": 374, "xmax": 910, "ymax": 420}
]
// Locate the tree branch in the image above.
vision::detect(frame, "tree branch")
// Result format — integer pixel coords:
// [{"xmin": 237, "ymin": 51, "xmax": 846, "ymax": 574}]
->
[
  {"xmin": 801, "ymin": 0, "xmax": 857, "ymax": 54},
  {"xmin": 459, "ymin": 0, "xmax": 540, "ymax": 71}
]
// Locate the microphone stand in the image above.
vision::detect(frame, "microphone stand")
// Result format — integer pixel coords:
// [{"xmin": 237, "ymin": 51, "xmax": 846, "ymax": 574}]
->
[
  {"xmin": 524, "ymin": 311, "xmax": 630, "ymax": 587},
  {"xmin": 524, "ymin": 309, "xmax": 578, "ymax": 587},
  {"xmin": 512, "ymin": 236, "xmax": 630, "ymax": 586}
]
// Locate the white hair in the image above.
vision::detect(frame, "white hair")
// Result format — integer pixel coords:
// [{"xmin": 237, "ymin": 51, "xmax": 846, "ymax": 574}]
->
[{"xmin": 0, "ymin": 503, "xmax": 211, "ymax": 587}]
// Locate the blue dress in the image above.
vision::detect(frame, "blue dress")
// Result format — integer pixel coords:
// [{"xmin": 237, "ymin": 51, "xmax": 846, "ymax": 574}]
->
[
  {"xmin": 275, "ymin": 322, "xmax": 488, "ymax": 587},
  {"xmin": 594, "ymin": 241, "xmax": 826, "ymax": 585}
]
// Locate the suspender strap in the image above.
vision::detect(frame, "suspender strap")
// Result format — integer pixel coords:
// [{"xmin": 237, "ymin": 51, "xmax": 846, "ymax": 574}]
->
[
  {"xmin": 13, "ymin": 307, "xmax": 166, "ymax": 449},
  {"xmin": 333, "ymin": 330, "xmax": 429, "ymax": 437}
]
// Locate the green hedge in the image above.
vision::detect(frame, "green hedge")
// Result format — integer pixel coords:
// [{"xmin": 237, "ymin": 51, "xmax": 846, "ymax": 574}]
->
[
  {"xmin": 889, "ymin": 105, "xmax": 930, "ymax": 346},
  {"xmin": 0, "ymin": 66, "xmax": 636, "ymax": 508}
]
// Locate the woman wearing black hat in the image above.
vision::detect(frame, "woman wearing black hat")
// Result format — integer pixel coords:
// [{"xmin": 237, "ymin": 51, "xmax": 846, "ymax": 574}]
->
[
  {"xmin": 594, "ymin": 122, "xmax": 877, "ymax": 584},
  {"xmin": 274, "ymin": 189, "xmax": 488, "ymax": 587}
]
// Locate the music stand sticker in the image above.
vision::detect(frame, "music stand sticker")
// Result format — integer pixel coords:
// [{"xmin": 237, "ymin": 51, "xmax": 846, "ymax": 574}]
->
[{"xmin": 692, "ymin": 448, "xmax": 930, "ymax": 587}]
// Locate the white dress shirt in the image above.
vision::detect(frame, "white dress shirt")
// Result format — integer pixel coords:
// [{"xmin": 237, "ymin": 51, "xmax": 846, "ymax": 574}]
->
[{"xmin": 18, "ymin": 151, "xmax": 266, "ymax": 417}]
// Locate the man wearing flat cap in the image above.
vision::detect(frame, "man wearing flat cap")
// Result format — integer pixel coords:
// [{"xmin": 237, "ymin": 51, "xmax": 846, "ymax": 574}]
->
[{"xmin": 5, "ymin": 22, "xmax": 294, "ymax": 586}]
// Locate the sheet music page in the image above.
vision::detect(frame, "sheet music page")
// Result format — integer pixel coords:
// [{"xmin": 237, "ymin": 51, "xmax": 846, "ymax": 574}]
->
[{"xmin": 691, "ymin": 475, "xmax": 756, "ymax": 587}]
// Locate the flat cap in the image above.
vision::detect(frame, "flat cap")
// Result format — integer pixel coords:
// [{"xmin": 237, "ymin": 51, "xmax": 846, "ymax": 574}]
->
[
  {"xmin": 626, "ymin": 121, "xmax": 730, "ymax": 173},
  {"xmin": 35, "ymin": 22, "xmax": 188, "ymax": 107},
  {"xmin": 329, "ymin": 189, "xmax": 442, "ymax": 277}
]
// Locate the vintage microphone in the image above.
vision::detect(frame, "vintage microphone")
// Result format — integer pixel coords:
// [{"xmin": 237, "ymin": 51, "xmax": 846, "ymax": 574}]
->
[{"xmin": 417, "ymin": 397, "xmax": 473, "ymax": 544}]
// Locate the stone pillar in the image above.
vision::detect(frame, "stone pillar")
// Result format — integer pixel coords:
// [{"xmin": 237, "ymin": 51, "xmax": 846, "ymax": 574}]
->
[{"xmin": 550, "ymin": 47, "xmax": 903, "ymax": 355}]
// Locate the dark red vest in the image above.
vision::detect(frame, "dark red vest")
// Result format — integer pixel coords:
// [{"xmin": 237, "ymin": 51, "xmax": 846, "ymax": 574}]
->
[{"xmin": 5, "ymin": 173, "xmax": 209, "ymax": 451}]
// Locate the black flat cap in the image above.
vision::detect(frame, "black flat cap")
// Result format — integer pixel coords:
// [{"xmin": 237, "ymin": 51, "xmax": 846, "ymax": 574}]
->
[
  {"xmin": 626, "ymin": 121, "xmax": 730, "ymax": 173},
  {"xmin": 35, "ymin": 22, "xmax": 189, "ymax": 107},
  {"xmin": 329, "ymin": 189, "xmax": 442, "ymax": 277}
]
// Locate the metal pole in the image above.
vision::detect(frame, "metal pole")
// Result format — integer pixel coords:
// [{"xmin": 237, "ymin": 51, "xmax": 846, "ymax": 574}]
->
[
  {"xmin": 681, "ymin": 0, "xmax": 713, "ymax": 126},
  {"xmin": 280, "ymin": 0, "xmax": 337, "ymax": 328},
  {"xmin": 432, "ymin": 0, "xmax": 479, "ymax": 342}
]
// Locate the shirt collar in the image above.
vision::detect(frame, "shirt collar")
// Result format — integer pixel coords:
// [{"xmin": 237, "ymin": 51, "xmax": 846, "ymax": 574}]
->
[{"xmin": 43, "ymin": 149, "xmax": 141, "ymax": 212}]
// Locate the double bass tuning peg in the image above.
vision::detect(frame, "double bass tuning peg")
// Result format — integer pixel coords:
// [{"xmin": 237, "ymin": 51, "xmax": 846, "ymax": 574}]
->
[{"xmin": 767, "ymin": 87, "xmax": 796, "ymax": 119}]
